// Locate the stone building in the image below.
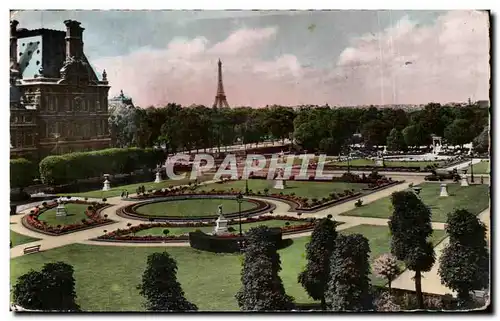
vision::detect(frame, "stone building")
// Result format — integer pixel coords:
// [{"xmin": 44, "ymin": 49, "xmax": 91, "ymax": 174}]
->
[{"xmin": 10, "ymin": 19, "xmax": 111, "ymax": 160}]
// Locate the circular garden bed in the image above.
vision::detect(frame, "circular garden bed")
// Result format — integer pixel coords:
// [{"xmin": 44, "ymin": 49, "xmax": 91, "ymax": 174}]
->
[
  {"xmin": 117, "ymin": 194, "xmax": 274, "ymax": 222},
  {"xmin": 22, "ymin": 200, "xmax": 114, "ymax": 236}
]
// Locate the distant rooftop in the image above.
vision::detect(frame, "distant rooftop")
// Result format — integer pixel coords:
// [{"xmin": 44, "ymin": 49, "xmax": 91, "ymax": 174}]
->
[{"xmin": 109, "ymin": 90, "xmax": 134, "ymax": 106}]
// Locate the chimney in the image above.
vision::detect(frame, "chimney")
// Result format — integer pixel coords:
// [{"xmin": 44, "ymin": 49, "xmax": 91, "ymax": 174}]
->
[
  {"xmin": 64, "ymin": 20, "xmax": 84, "ymax": 58},
  {"xmin": 10, "ymin": 20, "xmax": 19, "ymax": 69}
]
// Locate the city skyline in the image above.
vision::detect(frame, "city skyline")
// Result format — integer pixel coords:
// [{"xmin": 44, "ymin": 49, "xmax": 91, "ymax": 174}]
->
[{"xmin": 14, "ymin": 10, "xmax": 490, "ymax": 107}]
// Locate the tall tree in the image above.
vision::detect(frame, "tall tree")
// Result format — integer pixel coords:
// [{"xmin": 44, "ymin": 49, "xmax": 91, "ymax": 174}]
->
[
  {"xmin": 325, "ymin": 234, "xmax": 373, "ymax": 311},
  {"xmin": 139, "ymin": 252, "xmax": 197, "ymax": 311},
  {"xmin": 444, "ymin": 119, "xmax": 474, "ymax": 147},
  {"xmin": 438, "ymin": 209, "xmax": 489, "ymax": 308},
  {"xmin": 386, "ymin": 128, "xmax": 407, "ymax": 151},
  {"xmin": 473, "ymin": 125, "xmax": 489, "ymax": 153},
  {"xmin": 298, "ymin": 218, "xmax": 338, "ymax": 309},
  {"xmin": 13, "ymin": 261, "xmax": 80, "ymax": 311},
  {"xmin": 236, "ymin": 226, "xmax": 294, "ymax": 311},
  {"xmin": 389, "ymin": 191, "xmax": 435, "ymax": 309}
]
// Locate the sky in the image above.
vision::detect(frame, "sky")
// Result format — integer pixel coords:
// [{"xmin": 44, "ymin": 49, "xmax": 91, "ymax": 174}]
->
[{"xmin": 13, "ymin": 10, "xmax": 490, "ymax": 107}]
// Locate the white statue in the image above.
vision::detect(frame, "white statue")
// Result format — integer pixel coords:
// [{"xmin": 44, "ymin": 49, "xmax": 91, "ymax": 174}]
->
[
  {"xmin": 102, "ymin": 174, "xmax": 111, "ymax": 191},
  {"xmin": 56, "ymin": 202, "xmax": 67, "ymax": 217},
  {"xmin": 213, "ymin": 205, "xmax": 229, "ymax": 235}
]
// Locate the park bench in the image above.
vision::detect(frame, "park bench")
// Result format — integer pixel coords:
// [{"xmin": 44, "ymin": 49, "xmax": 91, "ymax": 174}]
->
[{"xmin": 23, "ymin": 245, "xmax": 41, "ymax": 255}]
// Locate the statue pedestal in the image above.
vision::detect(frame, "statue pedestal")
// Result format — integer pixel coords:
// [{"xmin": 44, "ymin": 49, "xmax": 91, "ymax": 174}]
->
[
  {"xmin": 461, "ymin": 175, "xmax": 469, "ymax": 187},
  {"xmin": 154, "ymin": 172, "xmax": 162, "ymax": 183},
  {"xmin": 56, "ymin": 203, "xmax": 67, "ymax": 217},
  {"xmin": 273, "ymin": 178, "xmax": 285, "ymax": 190},
  {"xmin": 102, "ymin": 179, "xmax": 111, "ymax": 191},
  {"xmin": 460, "ymin": 175, "xmax": 469, "ymax": 186},
  {"xmin": 439, "ymin": 184, "xmax": 449, "ymax": 197},
  {"xmin": 213, "ymin": 214, "xmax": 229, "ymax": 235}
]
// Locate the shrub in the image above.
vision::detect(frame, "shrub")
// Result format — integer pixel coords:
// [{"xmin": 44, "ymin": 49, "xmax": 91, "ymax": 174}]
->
[
  {"xmin": 39, "ymin": 148, "xmax": 164, "ymax": 185},
  {"xmin": 163, "ymin": 229, "xmax": 170, "ymax": 236},
  {"xmin": 10, "ymin": 158, "xmax": 37, "ymax": 189},
  {"xmin": 104, "ymin": 214, "xmax": 108, "ymax": 219},
  {"xmin": 102, "ymin": 198, "xmax": 107, "ymax": 202}
]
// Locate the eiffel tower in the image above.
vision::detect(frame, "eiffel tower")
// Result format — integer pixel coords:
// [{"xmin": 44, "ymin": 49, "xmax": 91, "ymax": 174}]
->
[{"xmin": 212, "ymin": 59, "xmax": 230, "ymax": 108}]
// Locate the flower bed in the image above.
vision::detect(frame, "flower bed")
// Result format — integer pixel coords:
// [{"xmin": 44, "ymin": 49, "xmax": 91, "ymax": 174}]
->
[
  {"xmin": 95, "ymin": 215, "xmax": 316, "ymax": 243},
  {"xmin": 23, "ymin": 200, "xmax": 113, "ymax": 236}
]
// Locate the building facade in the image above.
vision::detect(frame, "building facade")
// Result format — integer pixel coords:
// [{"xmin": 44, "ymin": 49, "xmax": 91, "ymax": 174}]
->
[{"xmin": 10, "ymin": 19, "xmax": 111, "ymax": 160}]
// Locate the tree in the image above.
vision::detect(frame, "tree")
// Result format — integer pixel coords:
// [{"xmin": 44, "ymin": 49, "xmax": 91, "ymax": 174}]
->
[
  {"xmin": 386, "ymin": 128, "xmax": 406, "ymax": 151},
  {"xmin": 372, "ymin": 253, "xmax": 400, "ymax": 292},
  {"xmin": 444, "ymin": 119, "xmax": 474, "ymax": 147},
  {"xmin": 325, "ymin": 234, "xmax": 373, "ymax": 311},
  {"xmin": 108, "ymin": 102, "xmax": 138, "ymax": 148},
  {"xmin": 402, "ymin": 125, "xmax": 418, "ymax": 148},
  {"xmin": 13, "ymin": 261, "xmax": 80, "ymax": 311},
  {"xmin": 139, "ymin": 252, "xmax": 197, "ymax": 311},
  {"xmin": 10, "ymin": 158, "xmax": 36, "ymax": 189},
  {"xmin": 298, "ymin": 218, "xmax": 338, "ymax": 309},
  {"xmin": 473, "ymin": 125, "xmax": 489, "ymax": 153},
  {"xmin": 236, "ymin": 226, "xmax": 294, "ymax": 311},
  {"xmin": 438, "ymin": 209, "xmax": 489, "ymax": 308},
  {"xmin": 361, "ymin": 119, "xmax": 392, "ymax": 148},
  {"xmin": 389, "ymin": 191, "xmax": 435, "ymax": 309}
]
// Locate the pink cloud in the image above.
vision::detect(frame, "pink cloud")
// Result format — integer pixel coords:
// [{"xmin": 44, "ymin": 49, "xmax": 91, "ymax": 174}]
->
[
  {"xmin": 331, "ymin": 10, "xmax": 490, "ymax": 105},
  {"xmin": 94, "ymin": 10, "xmax": 489, "ymax": 107}
]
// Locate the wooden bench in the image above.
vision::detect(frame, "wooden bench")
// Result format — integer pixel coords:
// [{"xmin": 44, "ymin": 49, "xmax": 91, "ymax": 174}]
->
[{"xmin": 23, "ymin": 245, "xmax": 41, "ymax": 255}]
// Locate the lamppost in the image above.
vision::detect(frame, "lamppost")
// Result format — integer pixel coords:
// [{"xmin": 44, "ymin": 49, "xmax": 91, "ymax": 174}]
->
[
  {"xmin": 470, "ymin": 155, "xmax": 475, "ymax": 183},
  {"xmin": 236, "ymin": 192, "xmax": 243, "ymax": 237}
]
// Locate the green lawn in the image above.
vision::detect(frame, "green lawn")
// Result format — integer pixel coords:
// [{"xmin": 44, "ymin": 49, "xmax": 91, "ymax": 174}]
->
[
  {"xmin": 37, "ymin": 204, "xmax": 90, "ymax": 226},
  {"xmin": 58, "ymin": 173, "xmax": 214, "ymax": 199},
  {"xmin": 341, "ymin": 183, "xmax": 490, "ymax": 222},
  {"xmin": 197, "ymin": 180, "xmax": 368, "ymax": 200},
  {"xmin": 10, "ymin": 230, "xmax": 40, "ymax": 247},
  {"xmin": 340, "ymin": 225, "xmax": 446, "ymax": 286},
  {"xmin": 9, "ymin": 224, "xmax": 447, "ymax": 311},
  {"xmin": 470, "ymin": 160, "xmax": 490, "ymax": 174},
  {"xmin": 134, "ymin": 199, "xmax": 258, "ymax": 218},
  {"xmin": 291, "ymin": 156, "xmax": 335, "ymax": 165},
  {"xmin": 135, "ymin": 220, "xmax": 306, "ymax": 236},
  {"xmin": 330, "ymin": 158, "xmax": 440, "ymax": 168}
]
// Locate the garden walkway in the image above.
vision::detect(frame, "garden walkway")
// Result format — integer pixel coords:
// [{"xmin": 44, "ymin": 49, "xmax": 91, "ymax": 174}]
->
[
  {"xmin": 10, "ymin": 175, "xmax": 490, "ymax": 298},
  {"xmin": 9, "ymin": 177, "xmax": 424, "ymax": 258},
  {"xmin": 391, "ymin": 207, "xmax": 490, "ymax": 296}
]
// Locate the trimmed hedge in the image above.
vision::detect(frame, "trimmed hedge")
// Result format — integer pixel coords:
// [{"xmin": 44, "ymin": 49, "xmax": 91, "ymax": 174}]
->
[
  {"xmin": 10, "ymin": 158, "xmax": 36, "ymax": 189},
  {"xmin": 39, "ymin": 148, "xmax": 164, "ymax": 185},
  {"xmin": 188, "ymin": 227, "xmax": 283, "ymax": 253}
]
